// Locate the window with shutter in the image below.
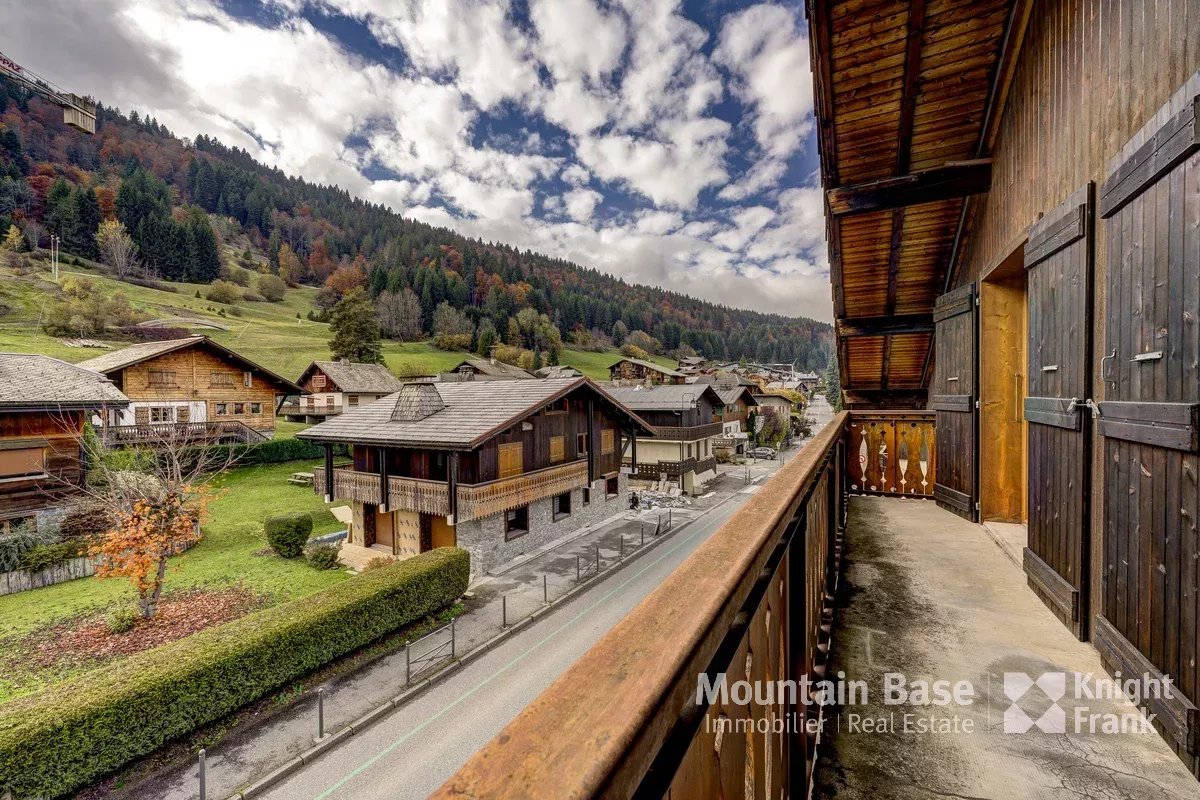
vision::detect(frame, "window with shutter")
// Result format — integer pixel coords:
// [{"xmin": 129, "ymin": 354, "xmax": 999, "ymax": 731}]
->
[
  {"xmin": 498, "ymin": 442, "xmax": 523, "ymax": 478},
  {"xmin": 601, "ymin": 429, "xmax": 615, "ymax": 454},
  {"xmin": 549, "ymin": 435, "xmax": 565, "ymax": 463}
]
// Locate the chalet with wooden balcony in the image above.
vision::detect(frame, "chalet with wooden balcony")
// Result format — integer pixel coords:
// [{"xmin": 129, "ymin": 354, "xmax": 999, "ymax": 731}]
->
[
  {"xmin": 297, "ymin": 377, "xmax": 654, "ymax": 576},
  {"xmin": 603, "ymin": 384, "xmax": 724, "ymax": 492},
  {"xmin": 282, "ymin": 359, "xmax": 404, "ymax": 422},
  {"xmin": 0, "ymin": 354, "xmax": 128, "ymax": 533},
  {"xmin": 77, "ymin": 336, "xmax": 301, "ymax": 447},
  {"xmin": 694, "ymin": 377, "xmax": 758, "ymax": 455},
  {"xmin": 437, "ymin": 4, "xmax": 1200, "ymax": 799},
  {"xmin": 607, "ymin": 357, "xmax": 687, "ymax": 385}
]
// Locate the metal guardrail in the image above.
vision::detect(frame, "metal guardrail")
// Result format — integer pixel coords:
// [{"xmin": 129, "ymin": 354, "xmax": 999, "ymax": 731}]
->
[{"xmin": 405, "ymin": 618, "xmax": 456, "ymax": 684}]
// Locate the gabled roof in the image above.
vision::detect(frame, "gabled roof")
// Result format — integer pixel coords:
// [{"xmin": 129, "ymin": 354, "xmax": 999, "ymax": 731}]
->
[
  {"xmin": 77, "ymin": 336, "xmax": 302, "ymax": 394},
  {"xmin": 607, "ymin": 357, "xmax": 684, "ymax": 378},
  {"xmin": 298, "ymin": 361, "xmax": 405, "ymax": 394},
  {"xmin": 601, "ymin": 383, "xmax": 723, "ymax": 412},
  {"xmin": 298, "ymin": 377, "xmax": 654, "ymax": 450},
  {"xmin": 713, "ymin": 385, "xmax": 759, "ymax": 407},
  {"xmin": 534, "ymin": 365, "xmax": 583, "ymax": 379},
  {"xmin": 454, "ymin": 358, "xmax": 536, "ymax": 379},
  {"xmin": 0, "ymin": 354, "xmax": 129, "ymax": 410}
]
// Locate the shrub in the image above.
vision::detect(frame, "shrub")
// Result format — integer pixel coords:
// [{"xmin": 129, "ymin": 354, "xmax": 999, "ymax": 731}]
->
[
  {"xmin": 205, "ymin": 279, "xmax": 242, "ymax": 304},
  {"xmin": 105, "ymin": 607, "xmax": 138, "ymax": 635},
  {"xmin": 17, "ymin": 541, "xmax": 83, "ymax": 573},
  {"xmin": 0, "ymin": 548, "xmax": 469, "ymax": 798},
  {"xmin": 305, "ymin": 543, "xmax": 341, "ymax": 570},
  {"xmin": 256, "ymin": 273, "xmax": 287, "ymax": 302},
  {"xmin": 242, "ymin": 291, "xmax": 266, "ymax": 303},
  {"xmin": 115, "ymin": 325, "xmax": 191, "ymax": 342},
  {"xmin": 0, "ymin": 525, "xmax": 55, "ymax": 572},
  {"xmin": 265, "ymin": 512, "xmax": 313, "ymax": 557}
]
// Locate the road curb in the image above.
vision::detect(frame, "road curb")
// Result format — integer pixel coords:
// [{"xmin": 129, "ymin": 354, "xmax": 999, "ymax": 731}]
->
[{"xmin": 227, "ymin": 478, "xmax": 750, "ymax": 799}]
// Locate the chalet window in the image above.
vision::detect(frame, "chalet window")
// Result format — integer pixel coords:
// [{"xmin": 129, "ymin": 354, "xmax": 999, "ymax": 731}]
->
[
  {"xmin": 233, "ymin": 402, "xmax": 246, "ymax": 415},
  {"xmin": 0, "ymin": 447, "xmax": 46, "ymax": 480},
  {"xmin": 549, "ymin": 435, "xmax": 565, "ymax": 463},
  {"xmin": 348, "ymin": 395, "xmax": 359, "ymax": 406},
  {"xmin": 148, "ymin": 370, "xmax": 176, "ymax": 387},
  {"xmin": 150, "ymin": 407, "xmax": 174, "ymax": 423},
  {"xmin": 312, "ymin": 374, "xmax": 327, "ymax": 389},
  {"xmin": 545, "ymin": 398, "xmax": 567, "ymax": 414},
  {"xmin": 600, "ymin": 429, "xmax": 615, "ymax": 455},
  {"xmin": 605, "ymin": 476, "xmax": 619, "ymax": 499},
  {"xmin": 243, "ymin": 371, "xmax": 253, "ymax": 388},
  {"xmin": 504, "ymin": 506, "xmax": 529, "ymax": 539},
  {"xmin": 498, "ymin": 442, "xmax": 523, "ymax": 478},
  {"xmin": 552, "ymin": 491, "xmax": 571, "ymax": 520},
  {"xmin": 210, "ymin": 371, "xmax": 235, "ymax": 387},
  {"xmin": 215, "ymin": 403, "xmax": 228, "ymax": 416},
  {"xmin": 250, "ymin": 402, "xmax": 262, "ymax": 415},
  {"xmin": 577, "ymin": 432, "xmax": 588, "ymax": 454}
]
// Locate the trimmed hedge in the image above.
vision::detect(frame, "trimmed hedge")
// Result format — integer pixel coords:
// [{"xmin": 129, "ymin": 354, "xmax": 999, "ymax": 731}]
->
[
  {"xmin": 0, "ymin": 547, "xmax": 469, "ymax": 798},
  {"xmin": 265, "ymin": 511, "xmax": 313, "ymax": 557},
  {"xmin": 198, "ymin": 438, "xmax": 349, "ymax": 467}
]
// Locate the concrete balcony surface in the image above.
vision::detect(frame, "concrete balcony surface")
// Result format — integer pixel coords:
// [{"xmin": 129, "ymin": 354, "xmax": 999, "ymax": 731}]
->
[{"xmin": 817, "ymin": 496, "xmax": 1198, "ymax": 799}]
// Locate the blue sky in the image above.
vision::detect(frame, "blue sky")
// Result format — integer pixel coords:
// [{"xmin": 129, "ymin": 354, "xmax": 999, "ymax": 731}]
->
[{"xmin": 2, "ymin": 0, "xmax": 832, "ymax": 321}]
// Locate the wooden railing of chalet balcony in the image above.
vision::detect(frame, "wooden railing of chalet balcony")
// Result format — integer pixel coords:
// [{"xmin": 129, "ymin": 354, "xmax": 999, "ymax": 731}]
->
[
  {"xmin": 102, "ymin": 420, "xmax": 269, "ymax": 447},
  {"xmin": 434, "ymin": 411, "xmax": 850, "ymax": 800},
  {"xmin": 647, "ymin": 422, "xmax": 725, "ymax": 441},
  {"xmin": 314, "ymin": 466, "xmax": 451, "ymax": 516},
  {"xmin": 457, "ymin": 460, "xmax": 589, "ymax": 523},
  {"xmin": 845, "ymin": 410, "xmax": 936, "ymax": 497},
  {"xmin": 631, "ymin": 457, "xmax": 697, "ymax": 480}
]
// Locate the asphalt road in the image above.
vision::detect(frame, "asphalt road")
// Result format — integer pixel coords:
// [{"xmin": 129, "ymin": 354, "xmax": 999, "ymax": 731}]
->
[{"xmin": 256, "ymin": 468, "xmax": 775, "ymax": 799}]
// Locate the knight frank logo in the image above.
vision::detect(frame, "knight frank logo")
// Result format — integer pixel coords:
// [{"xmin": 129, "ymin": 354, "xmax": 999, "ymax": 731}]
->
[{"xmin": 1002, "ymin": 672, "xmax": 1067, "ymax": 733}]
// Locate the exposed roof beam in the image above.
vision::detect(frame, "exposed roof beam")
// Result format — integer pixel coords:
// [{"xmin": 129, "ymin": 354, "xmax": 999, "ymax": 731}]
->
[
  {"xmin": 826, "ymin": 160, "xmax": 993, "ymax": 217},
  {"xmin": 836, "ymin": 314, "xmax": 934, "ymax": 338}
]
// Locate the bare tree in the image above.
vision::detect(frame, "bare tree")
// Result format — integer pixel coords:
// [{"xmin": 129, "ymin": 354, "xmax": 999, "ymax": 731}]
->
[
  {"xmin": 96, "ymin": 219, "xmax": 141, "ymax": 279},
  {"xmin": 48, "ymin": 412, "xmax": 242, "ymax": 618},
  {"xmin": 375, "ymin": 288, "xmax": 423, "ymax": 341},
  {"xmin": 19, "ymin": 218, "xmax": 44, "ymax": 252}
]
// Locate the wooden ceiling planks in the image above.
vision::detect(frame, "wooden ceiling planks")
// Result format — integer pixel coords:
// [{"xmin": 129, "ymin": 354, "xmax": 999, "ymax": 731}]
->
[{"xmin": 809, "ymin": 0, "xmax": 1019, "ymax": 400}]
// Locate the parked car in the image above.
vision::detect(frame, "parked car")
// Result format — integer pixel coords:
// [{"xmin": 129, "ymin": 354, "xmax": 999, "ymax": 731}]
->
[{"xmin": 750, "ymin": 446, "xmax": 777, "ymax": 460}]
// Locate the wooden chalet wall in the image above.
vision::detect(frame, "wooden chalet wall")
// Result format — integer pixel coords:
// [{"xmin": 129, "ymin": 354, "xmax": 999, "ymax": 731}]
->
[
  {"xmin": 633, "ymin": 396, "xmax": 718, "ymax": 430},
  {"xmin": 0, "ymin": 410, "xmax": 86, "ymax": 521},
  {"xmin": 950, "ymin": 0, "xmax": 1200, "ymax": 767},
  {"xmin": 609, "ymin": 361, "xmax": 684, "ymax": 385},
  {"xmin": 112, "ymin": 345, "xmax": 282, "ymax": 432},
  {"xmin": 353, "ymin": 391, "xmax": 626, "ymax": 485}
]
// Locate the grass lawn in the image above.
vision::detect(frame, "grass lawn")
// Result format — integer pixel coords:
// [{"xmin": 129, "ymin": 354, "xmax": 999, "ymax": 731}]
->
[
  {"xmin": 0, "ymin": 263, "xmax": 677, "ymax": 382},
  {"xmin": 273, "ymin": 419, "xmax": 312, "ymax": 439},
  {"xmin": 0, "ymin": 460, "xmax": 346, "ymax": 644}
]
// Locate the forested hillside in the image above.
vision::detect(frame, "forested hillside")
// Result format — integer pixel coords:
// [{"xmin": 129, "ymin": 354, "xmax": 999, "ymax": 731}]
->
[{"xmin": 0, "ymin": 77, "xmax": 831, "ymax": 369}]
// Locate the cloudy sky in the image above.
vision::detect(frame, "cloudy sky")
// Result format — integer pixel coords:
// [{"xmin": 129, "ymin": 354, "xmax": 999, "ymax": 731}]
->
[{"xmin": 2, "ymin": 0, "xmax": 832, "ymax": 321}]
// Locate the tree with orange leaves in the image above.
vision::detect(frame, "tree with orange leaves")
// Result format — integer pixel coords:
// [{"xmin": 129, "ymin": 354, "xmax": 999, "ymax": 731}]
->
[{"xmin": 91, "ymin": 491, "xmax": 203, "ymax": 618}]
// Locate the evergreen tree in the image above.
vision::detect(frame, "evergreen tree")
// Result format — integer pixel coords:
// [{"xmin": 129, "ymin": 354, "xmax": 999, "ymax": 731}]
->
[{"xmin": 328, "ymin": 287, "xmax": 382, "ymax": 364}]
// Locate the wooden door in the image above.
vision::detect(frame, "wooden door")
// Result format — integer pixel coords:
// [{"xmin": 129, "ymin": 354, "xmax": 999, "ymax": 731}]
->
[
  {"xmin": 1093, "ymin": 81, "xmax": 1200, "ymax": 756},
  {"xmin": 1022, "ymin": 184, "xmax": 1095, "ymax": 640},
  {"xmin": 932, "ymin": 284, "xmax": 977, "ymax": 520}
]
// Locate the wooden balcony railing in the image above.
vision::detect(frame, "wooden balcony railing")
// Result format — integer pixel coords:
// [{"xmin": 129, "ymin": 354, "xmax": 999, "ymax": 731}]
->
[
  {"xmin": 646, "ymin": 422, "xmax": 724, "ymax": 441},
  {"xmin": 456, "ymin": 460, "xmax": 589, "ymax": 523},
  {"xmin": 279, "ymin": 403, "xmax": 343, "ymax": 417},
  {"xmin": 845, "ymin": 410, "xmax": 936, "ymax": 497},
  {"xmin": 434, "ymin": 411, "xmax": 852, "ymax": 799},
  {"xmin": 631, "ymin": 457, "xmax": 696, "ymax": 480},
  {"xmin": 102, "ymin": 420, "xmax": 269, "ymax": 447},
  {"xmin": 314, "ymin": 466, "xmax": 451, "ymax": 516},
  {"xmin": 316, "ymin": 461, "xmax": 588, "ymax": 522}
]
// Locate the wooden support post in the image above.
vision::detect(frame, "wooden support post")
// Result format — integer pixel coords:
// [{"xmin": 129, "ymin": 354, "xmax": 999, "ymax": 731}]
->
[
  {"xmin": 378, "ymin": 446, "xmax": 389, "ymax": 512},
  {"xmin": 323, "ymin": 444, "xmax": 334, "ymax": 503}
]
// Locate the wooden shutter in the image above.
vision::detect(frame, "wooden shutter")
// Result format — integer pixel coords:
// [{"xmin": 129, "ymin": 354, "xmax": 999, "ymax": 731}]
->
[
  {"xmin": 135, "ymin": 407, "xmax": 149, "ymax": 425},
  {"xmin": 601, "ymin": 429, "xmax": 615, "ymax": 454},
  {"xmin": 498, "ymin": 442, "xmax": 523, "ymax": 478},
  {"xmin": 549, "ymin": 435, "xmax": 565, "ymax": 463},
  {"xmin": 931, "ymin": 284, "xmax": 977, "ymax": 520},
  {"xmin": 0, "ymin": 447, "xmax": 45, "ymax": 478},
  {"xmin": 1093, "ymin": 82, "xmax": 1200, "ymax": 754},
  {"xmin": 1023, "ymin": 183, "xmax": 1094, "ymax": 640},
  {"xmin": 177, "ymin": 406, "xmax": 190, "ymax": 423}
]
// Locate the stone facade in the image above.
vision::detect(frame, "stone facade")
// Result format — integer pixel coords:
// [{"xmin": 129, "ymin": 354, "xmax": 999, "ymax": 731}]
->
[{"xmin": 455, "ymin": 474, "xmax": 628, "ymax": 577}]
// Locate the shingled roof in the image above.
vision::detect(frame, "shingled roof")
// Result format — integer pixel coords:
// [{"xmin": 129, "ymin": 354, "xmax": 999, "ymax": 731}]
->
[
  {"xmin": 0, "ymin": 354, "xmax": 128, "ymax": 410},
  {"xmin": 298, "ymin": 377, "xmax": 654, "ymax": 449},
  {"xmin": 453, "ymin": 358, "xmax": 535, "ymax": 379},
  {"xmin": 607, "ymin": 357, "xmax": 684, "ymax": 378},
  {"xmin": 77, "ymin": 336, "xmax": 301, "ymax": 394},
  {"xmin": 298, "ymin": 360, "xmax": 405, "ymax": 394},
  {"xmin": 601, "ymin": 383, "xmax": 723, "ymax": 411}
]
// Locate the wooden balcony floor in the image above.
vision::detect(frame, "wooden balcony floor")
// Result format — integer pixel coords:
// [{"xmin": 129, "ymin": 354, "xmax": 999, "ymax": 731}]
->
[{"xmin": 817, "ymin": 496, "xmax": 1198, "ymax": 799}]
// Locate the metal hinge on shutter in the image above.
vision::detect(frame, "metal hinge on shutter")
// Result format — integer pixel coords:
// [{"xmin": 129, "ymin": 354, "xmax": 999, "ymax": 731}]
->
[{"xmin": 975, "ymin": 400, "xmax": 980, "ymax": 409}]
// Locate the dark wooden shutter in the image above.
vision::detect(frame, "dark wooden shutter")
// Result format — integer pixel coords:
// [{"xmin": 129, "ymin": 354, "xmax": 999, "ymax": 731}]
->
[
  {"xmin": 1094, "ymin": 84, "xmax": 1200, "ymax": 754},
  {"xmin": 1023, "ymin": 183, "xmax": 1095, "ymax": 640},
  {"xmin": 932, "ymin": 284, "xmax": 976, "ymax": 520}
]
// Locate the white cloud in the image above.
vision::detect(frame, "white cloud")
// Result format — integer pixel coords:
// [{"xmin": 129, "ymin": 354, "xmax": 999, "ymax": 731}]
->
[
  {"xmin": 715, "ymin": 4, "xmax": 814, "ymax": 158},
  {"xmin": 0, "ymin": 0, "xmax": 833, "ymax": 321}
]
